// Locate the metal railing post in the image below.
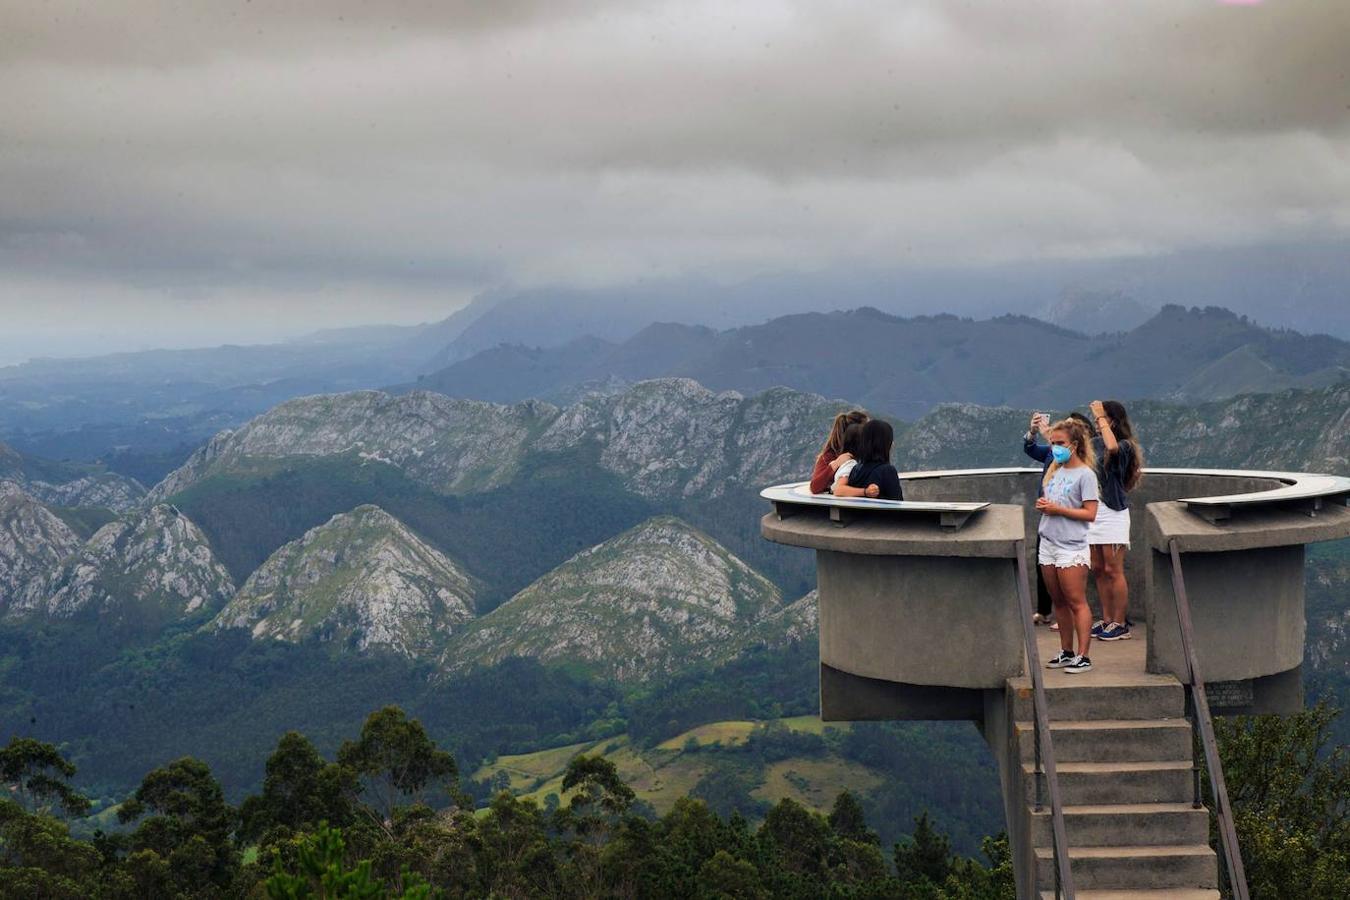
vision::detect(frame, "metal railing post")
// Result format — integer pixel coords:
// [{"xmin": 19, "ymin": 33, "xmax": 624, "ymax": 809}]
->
[{"xmin": 1167, "ymin": 540, "xmax": 1250, "ymax": 900}]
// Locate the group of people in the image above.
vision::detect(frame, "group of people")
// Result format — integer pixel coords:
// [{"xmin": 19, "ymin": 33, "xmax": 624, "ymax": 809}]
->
[
  {"xmin": 808, "ymin": 400, "xmax": 1144, "ymax": 675},
  {"xmin": 1025, "ymin": 401, "xmax": 1143, "ymax": 674},
  {"xmin": 809, "ymin": 412, "xmax": 904, "ymax": 501}
]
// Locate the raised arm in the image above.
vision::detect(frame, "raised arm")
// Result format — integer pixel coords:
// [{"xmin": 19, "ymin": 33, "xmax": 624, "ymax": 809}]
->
[
  {"xmin": 1023, "ymin": 413, "xmax": 1051, "ymax": 462},
  {"xmin": 1090, "ymin": 400, "xmax": 1118, "ymax": 455}
]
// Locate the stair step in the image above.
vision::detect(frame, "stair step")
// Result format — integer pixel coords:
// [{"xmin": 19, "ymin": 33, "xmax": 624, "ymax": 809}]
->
[
  {"xmin": 1011, "ymin": 680, "xmax": 1185, "ymax": 722},
  {"xmin": 1035, "ymin": 844, "xmax": 1218, "ymax": 891},
  {"xmin": 1030, "ymin": 802, "xmax": 1209, "ymax": 847},
  {"xmin": 1016, "ymin": 718, "xmax": 1193, "ymax": 763},
  {"xmin": 1041, "ymin": 891, "xmax": 1220, "ymax": 899},
  {"xmin": 1022, "ymin": 761, "xmax": 1195, "ymax": 806}
]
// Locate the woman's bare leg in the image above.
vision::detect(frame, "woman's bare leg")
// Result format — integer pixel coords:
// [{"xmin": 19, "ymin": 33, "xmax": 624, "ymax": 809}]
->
[
  {"xmin": 1042, "ymin": 564, "xmax": 1073, "ymax": 655},
  {"xmin": 1058, "ymin": 565, "xmax": 1093, "ymax": 656},
  {"xmin": 1101, "ymin": 545, "xmax": 1128, "ymax": 625}
]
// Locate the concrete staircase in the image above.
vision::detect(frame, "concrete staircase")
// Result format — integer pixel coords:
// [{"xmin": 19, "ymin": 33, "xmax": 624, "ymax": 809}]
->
[{"xmin": 1010, "ymin": 630, "xmax": 1220, "ymax": 898}]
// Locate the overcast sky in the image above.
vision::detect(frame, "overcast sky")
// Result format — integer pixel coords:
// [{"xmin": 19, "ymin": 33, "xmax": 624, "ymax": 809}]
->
[{"xmin": 2, "ymin": 0, "xmax": 1348, "ymax": 361}]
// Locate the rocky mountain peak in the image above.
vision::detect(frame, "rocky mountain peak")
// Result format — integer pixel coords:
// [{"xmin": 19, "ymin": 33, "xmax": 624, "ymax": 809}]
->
[
  {"xmin": 0, "ymin": 482, "xmax": 83, "ymax": 617},
  {"xmin": 147, "ymin": 390, "xmax": 558, "ymax": 503},
  {"xmin": 211, "ymin": 504, "xmax": 477, "ymax": 659},
  {"xmin": 535, "ymin": 378, "xmax": 843, "ymax": 500},
  {"xmin": 36, "ymin": 504, "xmax": 235, "ymax": 627},
  {"xmin": 446, "ymin": 515, "xmax": 783, "ymax": 682}
]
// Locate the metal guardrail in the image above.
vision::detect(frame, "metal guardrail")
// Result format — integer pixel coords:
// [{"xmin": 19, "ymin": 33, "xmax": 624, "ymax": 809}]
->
[
  {"xmin": 1167, "ymin": 540, "xmax": 1250, "ymax": 900},
  {"xmin": 1013, "ymin": 539, "xmax": 1075, "ymax": 899}
]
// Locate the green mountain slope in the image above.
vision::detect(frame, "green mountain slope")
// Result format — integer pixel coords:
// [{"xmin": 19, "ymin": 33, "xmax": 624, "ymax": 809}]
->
[
  {"xmin": 448, "ymin": 517, "xmax": 783, "ymax": 681},
  {"xmin": 211, "ymin": 505, "xmax": 476, "ymax": 660}
]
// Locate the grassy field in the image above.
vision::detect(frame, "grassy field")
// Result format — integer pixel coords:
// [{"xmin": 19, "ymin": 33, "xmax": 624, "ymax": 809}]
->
[
  {"xmin": 755, "ymin": 757, "xmax": 882, "ymax": 809},
  {"xmin": 472, "ymin": 716, "xmax": 876, "ymax": 817}
]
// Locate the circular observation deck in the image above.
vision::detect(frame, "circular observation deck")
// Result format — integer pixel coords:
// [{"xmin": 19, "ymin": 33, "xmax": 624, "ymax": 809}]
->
[{"xmin": 761, "ymin": 468, "xmax": 1350, "ymax": 720}]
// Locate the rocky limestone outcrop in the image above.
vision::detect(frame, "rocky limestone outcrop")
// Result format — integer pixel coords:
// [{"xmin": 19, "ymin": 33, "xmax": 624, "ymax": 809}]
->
[
  {"xmin": 447, "ymin": 516, "xmax": 782, "ymax": 682},
  {"xmin": 212, "ymin": 504, "xmax": 476, "ymax": 659},
  {"xmin": 536, "ymin": 379, "xmax": 841, "ymax": 500},
  {"xmin": 147, "ymin": 379, "xmax": 847, "ymax": 505},
  {"xmin": 23, "ymin": 473, "xmax": 147, "ymax": 513},
  {"xmin": 147, "ymin": 391, "xmax": 558, "ymax": 502},
  {"xmin": 37, "ymin": 504, "xmax": 236, "ymax": 627},
  {"xmin": 894, "ymin": 383, "xmax": 1350, "ymax": 475},
  {"xmin": 0, "ymin": 481, "xmax": 82, "ymax": 616},
  {"xmin": 0, "ymin": 440, "xmax": 146, "ymax": 512}
]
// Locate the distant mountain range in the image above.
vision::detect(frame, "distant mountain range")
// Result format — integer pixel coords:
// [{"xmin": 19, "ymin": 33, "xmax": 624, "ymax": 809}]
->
[
  {"xmin": 6, "ymin": 377, "xmax": 1347, "ymax": 654},
  {"xmin": 421, "ymin": 241, "xmax": 1350, "ymax": 363},
  {"xmin": 412, "ymin": 305, "xmax": 1350, "ymax": 418}
]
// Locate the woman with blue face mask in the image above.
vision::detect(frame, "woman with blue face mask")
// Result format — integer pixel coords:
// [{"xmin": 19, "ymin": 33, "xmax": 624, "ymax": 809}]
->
[
  {"xmin": 1036, "ymin": 418, "xmax": 1100, "ymax": 673},
  {"xmin": 1023, "ymin": 410, "xmax": 1095, "ymax": 626}
]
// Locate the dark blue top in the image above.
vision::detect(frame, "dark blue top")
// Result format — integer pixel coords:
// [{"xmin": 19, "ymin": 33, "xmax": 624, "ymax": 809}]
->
[
  {"xmin": 1024, "ymin": 436, "xmax": 1051, "ymax": 498},
  {"xmin": 847, "ymin": 461, "xmax": 903, "ymax": 501},
  {"xmin": 1092, "ymin": 437, "xmax": 1135, "ymax": 512}
]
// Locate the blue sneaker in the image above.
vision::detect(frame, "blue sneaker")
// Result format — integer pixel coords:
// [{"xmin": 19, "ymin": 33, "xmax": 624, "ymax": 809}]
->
[
  {"xmin": 1090, "ymin": 620, "xmax": 1106, "ymax": 637},
  {"xmin": 1099, "ymin": 622, "xmax": 1132, "ymax": 641}
]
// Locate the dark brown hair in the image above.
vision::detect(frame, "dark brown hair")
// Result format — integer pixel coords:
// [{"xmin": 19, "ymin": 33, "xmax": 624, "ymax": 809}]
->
[
  {"xmin": 1102, "ymin": 400, "xmax": 1144, "ymax": 490},
  {"xmin": 819, "ymin": 409, "xmax": 869, "ymax": 458},
  {"xmin": 858, "ymin": 419, "xmax": 894, "ymax": 464}
]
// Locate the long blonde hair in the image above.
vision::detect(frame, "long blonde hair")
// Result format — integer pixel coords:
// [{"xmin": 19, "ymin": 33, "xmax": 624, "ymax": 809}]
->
[
  {"xmin": 1042, "ymin": 417, "xmax": 1097, "ymax": 487},
  {"xmin": 818, "ymin": 409, "xmax": 868, "ymax": 458}
]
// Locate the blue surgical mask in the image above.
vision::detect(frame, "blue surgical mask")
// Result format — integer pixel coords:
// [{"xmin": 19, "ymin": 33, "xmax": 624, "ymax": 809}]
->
[{"xmin": 1051, "ymin": 445, "xmax": 1072, "ymax": 464}]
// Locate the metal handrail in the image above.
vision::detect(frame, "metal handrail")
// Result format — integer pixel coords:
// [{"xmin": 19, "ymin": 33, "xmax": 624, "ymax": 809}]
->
[
  {"xmin": 1013, "ymin": 540, "xmax": 1075, "ymax": 899},
  {"xmin": 1167, "ymin": 540, "xmax": 1250, "ymax": 900}
]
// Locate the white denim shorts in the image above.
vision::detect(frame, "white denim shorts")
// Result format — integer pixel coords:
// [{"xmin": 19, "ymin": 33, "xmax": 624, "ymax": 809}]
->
[
  {"xmin": 1087, "ymin": 503, "xmax": 1131, "ymax": 547},
  {"xmin": 1038, "ymin": 542, "xmax": 1091, "ymax": 568}
]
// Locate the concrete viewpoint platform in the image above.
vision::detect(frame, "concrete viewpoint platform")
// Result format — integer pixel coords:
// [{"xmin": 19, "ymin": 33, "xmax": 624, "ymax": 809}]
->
[{"xmin": 761, "ymin": 467, "xmax": 1350, "ymax": 898}]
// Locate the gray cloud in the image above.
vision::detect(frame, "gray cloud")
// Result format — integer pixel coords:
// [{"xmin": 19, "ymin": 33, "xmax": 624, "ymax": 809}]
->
[{"xmin": 1, "ymin": 0, "xmax": 1348, "ymax": 354}]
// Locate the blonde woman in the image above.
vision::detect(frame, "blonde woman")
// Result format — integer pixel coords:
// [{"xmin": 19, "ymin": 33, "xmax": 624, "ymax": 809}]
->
[{"xmin": 1037, "ymin": 418, "xmax": 1100, "ymax": 673}]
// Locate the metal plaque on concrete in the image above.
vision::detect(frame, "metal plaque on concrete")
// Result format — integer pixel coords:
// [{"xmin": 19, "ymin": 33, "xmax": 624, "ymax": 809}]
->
[{"xmin": 1207, "ymin": 679, "xmax": 1255, "ymax": 709}]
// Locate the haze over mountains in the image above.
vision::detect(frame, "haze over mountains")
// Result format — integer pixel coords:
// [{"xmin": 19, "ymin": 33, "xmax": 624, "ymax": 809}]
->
[
  {"xmin": 413, "ymin": 304, "xmax": 1350, "ymax": 418},
  {"xmin": 5, "ymin": 294, "xmax": 1344, "ymax": 474}
]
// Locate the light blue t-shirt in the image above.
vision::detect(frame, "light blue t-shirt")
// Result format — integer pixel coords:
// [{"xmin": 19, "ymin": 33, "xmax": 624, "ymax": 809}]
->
[{"xmin": 1038, "ymin": 465, "xmax": 1100, "ymax": 550}]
